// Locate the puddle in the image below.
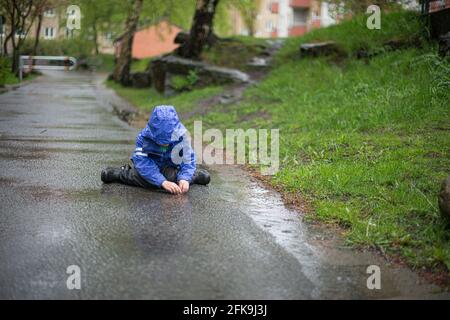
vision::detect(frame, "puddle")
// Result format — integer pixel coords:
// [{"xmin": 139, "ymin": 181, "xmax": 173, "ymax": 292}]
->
[{"xmin": 210, "ymin": 165, "xmax": 449, "ymax": 299}]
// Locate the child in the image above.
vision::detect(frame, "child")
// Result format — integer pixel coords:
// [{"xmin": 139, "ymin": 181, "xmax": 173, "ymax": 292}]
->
[{"xmin": 101, "ymin": 105, "xmax": 210, "ymax": 194}]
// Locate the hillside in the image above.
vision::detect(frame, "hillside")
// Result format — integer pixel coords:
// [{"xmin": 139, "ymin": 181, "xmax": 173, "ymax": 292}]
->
[{"xmin": 197, "ymin": 11, "xmax": 450, "ymax": 275}]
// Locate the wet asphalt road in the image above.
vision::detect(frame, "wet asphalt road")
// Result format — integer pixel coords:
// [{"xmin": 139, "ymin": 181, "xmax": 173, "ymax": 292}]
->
[{"xmin": 0, "ymin": 71, "xmax": 447, "ymax": 299}]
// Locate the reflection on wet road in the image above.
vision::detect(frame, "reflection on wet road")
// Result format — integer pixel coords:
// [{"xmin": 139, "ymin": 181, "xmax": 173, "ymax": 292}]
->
[{"xmin": 0, "ymin": 71, "xmax": 446, "ymax": 299}]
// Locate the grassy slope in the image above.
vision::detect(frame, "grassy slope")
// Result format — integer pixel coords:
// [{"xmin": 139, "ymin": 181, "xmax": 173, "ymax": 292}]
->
[
  {"xmin": 201, "ymin": 36, "xmax": 268, "ymax": 71},
  {"xmin": 105, "ymin": 36, "xmax": 264, "ymax": 116},
  {"xmin": 199, "ymin": 11, "xmax": 450, "ymax": 271},
  {"xmin": 106, "ymin": 80, "xmax": 223, "ymax": 116},
  {"xmin": 1, "ymin": 71, "xmax": 39, "ymax": 87}
]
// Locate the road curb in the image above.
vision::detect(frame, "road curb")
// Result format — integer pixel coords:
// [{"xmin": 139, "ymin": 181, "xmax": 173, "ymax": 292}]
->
[
  {"xmin": 93, "ymin": 73, "xmax": 142, "ymax": 124},
  {"xmin": 0, "ymin": 73, "xmax": 41, "ymax": 95}
]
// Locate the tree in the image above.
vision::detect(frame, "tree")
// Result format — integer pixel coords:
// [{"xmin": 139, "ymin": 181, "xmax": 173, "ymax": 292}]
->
[
  {"xmin": 177, "ymin": 0, "xmax": 220, "ymax": 59},
  {"xmin": 32, "ymin": 0, "xmax": 51, "ymax": 57},
  {"xmin": 112, "ymin": 0, "xmax": 194, "ymax": 85},
  {"xmin": 0, "ymin": 0, "xmax": 40, "ymax": 73},
  {"xmin": 228, "ymin": 0, "xmax": 261, "ymax": 36},
  {"xmin": 113, "ymin": 0, "xmax": 143, "ymax": 85},
  {"xmin": 78, "ymin": 0, "xmax": 121, "ymax": 55}
]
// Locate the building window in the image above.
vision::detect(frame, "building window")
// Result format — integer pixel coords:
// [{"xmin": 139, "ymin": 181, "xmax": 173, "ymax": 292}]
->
[
  {"xmin": 312, "ymin": 8, "xmax": 320, "ymax": 19},
  {"xmin": 44, "ymin": 8, "xmax": 55, "ymax": 17},
  {"xmin": 15, "ymin": 29, "xmax": 26, "ymax": 38},
  {"xmin": 104, "ymin": 32, "xmax": 113, "ymax": 41},
  {"xmin": 0, "ymin": 15, "xmax": 5, "ymax": 35},
  {"xmin": 240, "ymin": 28, "xmax": 249, "ymax": 36},
  {"xmin": 292, "ymin": 8, "xmax": 308, "ymax": 26},
  {"xmin": 44, "ymin": 27, "xmax": 55, "ymax": 39},
  {"xmin": 265, "ymin": 20, "xmax": 275, "ymax": 32}
]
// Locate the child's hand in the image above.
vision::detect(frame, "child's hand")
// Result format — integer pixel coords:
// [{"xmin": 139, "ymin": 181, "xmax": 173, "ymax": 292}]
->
[
  {"xmin": 162, "ymin": 181, "xmax": 182, "ymax": 194},
  {"xmin": 178, "ymin": 180, "xmax": 190, "ymax": 194}
]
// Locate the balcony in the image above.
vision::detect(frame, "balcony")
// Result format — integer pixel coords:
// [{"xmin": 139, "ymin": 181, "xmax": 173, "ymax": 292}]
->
[
  {"xmin": 270, "ymin": 29, "xmax": 278, "ymax": 38},
  {"xmin": 270, "ymin": 2, "xmax": 279, "ymax": 14},
  {"xmin": 290, "ymin": 0, "xmax": 311, "ymax": 8},
  {"xmin": 288, "ymin": 25, "xmax": 307, "ymax": 36}
]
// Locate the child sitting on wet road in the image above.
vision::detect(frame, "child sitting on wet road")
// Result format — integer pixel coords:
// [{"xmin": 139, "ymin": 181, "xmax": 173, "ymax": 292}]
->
[{"xmin": 101, "ymin": 105, "xmax": 210, "ymax": 194}]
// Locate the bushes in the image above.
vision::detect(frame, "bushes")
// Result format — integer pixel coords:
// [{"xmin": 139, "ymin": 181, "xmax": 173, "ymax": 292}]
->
[
  {"xmin": 0, "ymin": 57, "xmax": 18, "ymax": 86},
  {"xmin": 20, "ymin": 38, "xmax": 94, "ymax": 59},
  {"xmin": 0, "ymin": 57, "xmax": 10, "ymax": 86}
]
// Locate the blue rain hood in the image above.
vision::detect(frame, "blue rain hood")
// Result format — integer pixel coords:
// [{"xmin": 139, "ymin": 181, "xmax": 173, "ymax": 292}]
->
[{"xmin": 142, "ymin": 105, "xmax": 186, "ymax": 145}]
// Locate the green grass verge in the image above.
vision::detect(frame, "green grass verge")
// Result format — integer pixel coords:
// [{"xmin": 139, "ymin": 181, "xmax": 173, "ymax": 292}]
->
[
  {"xmin": 0, "ymin": 57, "xmax": 39, "ymax": 87},
  {"xmin": 197, "ymin": 11, "xmax": 450, "ymax": 271},
  {"xmin": 131, "ymin": 57, "xmax": 152, "ymax": 73},
  {"xmin": 106, "ymin": 80, "xmax": 223, "ymax": 116}
]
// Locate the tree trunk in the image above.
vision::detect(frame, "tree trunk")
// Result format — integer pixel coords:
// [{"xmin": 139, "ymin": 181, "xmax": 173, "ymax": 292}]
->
[
  {"xmin": 113, "ymin": 0, "xmax": 143, "ymax": 86},
  {"xmin": 32, "ymin": 14, "xmax": 43, "ymax": 56},
  {"xmin": 10, "ymin": 21, "xmax": 18, "ymax": 74},
  {"xmin": 3, "ymin": 31, "xmax": 12, "ymax": 56},
  {"xmin": 92, "ymin": 20, "xmax": 99, "ymax": 55},
  {"xmin": 177, "ymin": 0, "xmax": 220, "ymax": 60}
]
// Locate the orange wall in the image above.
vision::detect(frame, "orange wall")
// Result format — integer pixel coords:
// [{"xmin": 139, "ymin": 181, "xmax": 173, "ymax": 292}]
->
[{"xmin": 131, "ymin": 21, "xmax": 182, "ymax": 59}]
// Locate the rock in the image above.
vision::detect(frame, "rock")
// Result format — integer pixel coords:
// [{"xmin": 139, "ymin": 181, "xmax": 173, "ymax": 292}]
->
[
  {"xmin": 247, "ymin": 57, "xmax": 270, "ymax": 68},
  {"xmin": 174, "ymin": 32, "xmax": 189, "ymax": 45},
  {"xmin": 218, "ymin": 93, "xmax": 235, "ymax": 105},
  {"xmin": 151, "ymin": 59, "xmax": 168, "ymax": 93},
  {"xmin": 300, "ymin": 41, "xmax": 340, "ymax": 57},
  {"xmin": 439, "ymin": 175, "xmax": 450, "ymax": 218},
  {"xmin": 383, "ymin": 38, "xmax": 422, "ymax": 51},
  {"xmin": 438, "ymin": 32, "xmax": 450, "ymax": 57},
  {"xmin": 130, "ymin": 71, "xmax": 152, "ymax": 88},
  {"xmin": 150, "ymin": 55, "xmax": 250, "ymax": 93}
]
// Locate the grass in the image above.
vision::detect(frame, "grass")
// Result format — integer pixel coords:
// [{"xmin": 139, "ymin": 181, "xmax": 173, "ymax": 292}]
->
[
  {"xmin": 201, "ymin": 36, "xmax": 269, "ymax": 71},
  {"xmin": 0, "ymin": 57, "xmax": 39, "ymax": 87},
  {"xmin": 276, "ymin": 11, "xmax": 426, "ymax": 63},
  {"xmin": 91, "ymin": 54, "xmax": 116, "ymax": 73},
  {"xmin": 106, "ymin": 80, "xmax": 223, "ymax": 116},
  {"xmin": 2, "ymin": 72, "xmax": 20, "ymax": 86},
  {"xmin": 131, "ymin": 57, "xmax": 152, "ymax": 72},
  {"xmin": 196, "ymin": 11, "xmax": 450, "ymax": 272},
  {"xmin": 85, "ymin": 54, "xmax": 151, "ymax": 73}
]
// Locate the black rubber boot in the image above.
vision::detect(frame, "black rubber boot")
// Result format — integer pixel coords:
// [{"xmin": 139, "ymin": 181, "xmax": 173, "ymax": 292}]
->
[
  {"xmin": 192, "ymin": 169, "xmax": 211, "ymax": 185},
  {"xmin": 101, "ymin": 166, "xmax": 124, "ymax": 183}
]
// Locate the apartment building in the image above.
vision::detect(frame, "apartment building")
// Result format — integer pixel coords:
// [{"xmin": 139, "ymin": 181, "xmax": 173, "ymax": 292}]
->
[
  {"xmin": 230, "ymin": 0, "xmax": 336, "ymax": 38},
  {"xmin": 1, "ymin": 6, "xmax": 71, "ymax": 55},
  {"xmin": 1, "ymin": 5, "xmax": 182, "ymax": 59},
  {"xmin": 428, "ymin": 0, "xmax": 450, "ymax": 12}
]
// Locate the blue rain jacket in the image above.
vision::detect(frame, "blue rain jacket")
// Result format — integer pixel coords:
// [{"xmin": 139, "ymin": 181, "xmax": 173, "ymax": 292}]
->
[{"xmin": 131, "ymin": 105, "xmax": 196, "ymax": 187}]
